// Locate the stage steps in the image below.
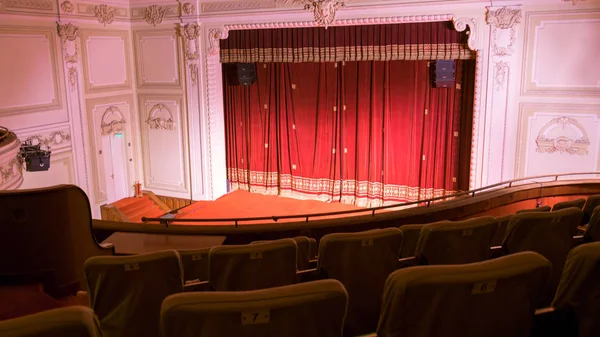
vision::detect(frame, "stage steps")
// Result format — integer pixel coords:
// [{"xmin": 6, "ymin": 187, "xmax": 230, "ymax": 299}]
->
[{"xmin": 101, "ymin": 191, "xmax": 173, "ymax": 223}]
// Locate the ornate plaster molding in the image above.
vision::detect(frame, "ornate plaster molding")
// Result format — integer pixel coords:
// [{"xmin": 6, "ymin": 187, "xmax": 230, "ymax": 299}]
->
[
  {"xmin": 536, "ymin": 117, "xmax": 590, "ymax": 155},
  {"xmin": 144, "ymin": 5, "xmax": 168, "ymax": 26},
  {"xmin": 146, "ymin": 104, "xmax": 176, "ymax": 131},
  {"xmin": 180, "ymin": 23, "xmax": 201, "ymax": 60},
  {"xmin": 0, "ymin": 158, "xmax": 22, "ymax": 187},
  {"xmin": 207, "ymin": 28, "xmax": 228, "ymax": 56},
  {"xmin": 25, "ymin": 130, "xmax": 71, "ymax": 148},
  {"xmin": 3, "ymin": 0, "xmax": 53, "ymax": 11},
  {"xmin": 562, "ymin": 0, "xmax": 586, "ymax": 5},
  {"xmin": 93, "ymin": 4, "xmax": 116, "ymax": 26},
  {"xmin": 60, "ymin": 0, "xmax": 73, "ymax": 13},
  {"xmin": 202, "ymin": 1, "xmax": 275, "ymax": 13},
  {"xmin": 189, "ymin": 63, "xmax": 198, "ymax": 86},
  {"xmin": 181, "ymin": 2, "xmax": 195, "ymax": 15},
  {"xmin": 494, "ymin": 61, "xmax": 509, "ymax": 91},
  {"xmin": 101, "ymin": 106, "xmax": 126, "ymax": 135},
  {"xmin": 68, "ymin": 67, "xmax": 77, "ymax": 92},
  {"xmin": 453, "ymin": 17, "xmax": 478, "ymax": 51},
  {"xmin": 486, "ymin": 7, "xmax": 522, "ymax": 56},
  {"xmin": 281, "ymin": 0, "xmax": 346, "ymax": 29},
  {"xmin": 57, "ymin": 22, "xmax": 80, "ymax": 63}
]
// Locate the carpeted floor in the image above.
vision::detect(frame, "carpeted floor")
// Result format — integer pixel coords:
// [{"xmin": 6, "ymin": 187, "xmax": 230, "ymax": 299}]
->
[{"xmin": 174, "ymin": 190, "xmax": 367, "ymax": 225}]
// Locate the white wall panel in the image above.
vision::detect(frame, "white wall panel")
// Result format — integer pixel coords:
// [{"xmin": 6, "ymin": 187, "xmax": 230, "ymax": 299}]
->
[
  {"xmin": 81, "ymin": 30, "xmax": 132, "ymax": 93},
  {"xmin": 138, "ymin": 94, "xmax": 190, "ymax": 198},
  {"xmin": 134, "ymin": 30, "xmax": 182, "ymax": 89}
]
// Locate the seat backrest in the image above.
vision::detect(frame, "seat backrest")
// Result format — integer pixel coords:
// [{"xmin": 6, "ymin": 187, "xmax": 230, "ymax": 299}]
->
[
  {"xmin": 582, "ymin": 195, "xmax": 600, "ymax": 225},
  {"xmin": 552, "ymin": 198, "xmax": 586, "ymax": 212},
  {"xmin": 308, "ymin": 238, "xmax": 318, "ymax": 260},
  {"xmin": 503, "ymin": 207, "xmax": 583, "ymax": 306},
  {"xmin": 209, "ymin": 239, "xmax": 297, "ymax": 291},
  {"xmin": 583, "ymin": 206, "xmax": 600, "ymax": 243},
  {"xmin": 492, "ymin": 206, "xmax": 551, "ymax": 247},
  {"xmin": 251, "ymin": 236, "xmax": 311, "ymax": 270},
  {"xmin": 0, "ymin": 306, "xmax": 103, "ymax": 337},
  {"xmin": 160, "ymin": 279, "xmax": 348, "ymax": 337},
  {"xmin": 84, "ymin": 250, "xmax": 183, "ymax": 337},
  {"xmin": 552, "ymin": 242, "xmax": 600, "ymax": 337},
  {"xmin": 318, "ymin": 228, "xmax": 403, "ymax": 336},
  {"xmin": 414, "ymin": 216, "xmax": 498, "ymax": 265},
  {"xmin": 0, "ymin": 185, "xmax": 113, "ymax": 292},
  {"xmin": 178, "ymin": 248, "xmax": 211, "ymax": 283},
  {"xmin": 377, "ymin": 252, "xmax": 551, "ymax": 337},
  {"xmin": 398, "ymin": 224, "xmax": 423, "ymax": 258}
]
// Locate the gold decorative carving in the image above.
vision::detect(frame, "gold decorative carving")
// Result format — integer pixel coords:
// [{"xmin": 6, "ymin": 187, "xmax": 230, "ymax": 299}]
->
[
  {"xmin": 486, "ymin": 7, "xmax": 522, "ymax": 56},
  {"xmin": 181, "ymin": 2, "xmax": 195, "ymax": 15},
  {"xmin": 57, "ymin": 22, "xmax": 80, "ymax": 63},
  {"xmin": 180, "ymin": 23, "xmax": 201, "ymax": 60},
  {"xmin": 93, "ymin": 4, "xmax": 116, "ymax": 26},
  {"xmin": 536, "ymin": 117, "xmax": 590, "ymax": 155},
  {"xmin": 189, "ymin": 64, "xmax": 198, "ymax": 85},
  {"xmin": 207, "ymin": 27, "xmax": 228, "ymax": 56},
  {"xmin": 147, "ymin": 103, "xmax": 176, "ymax": 130},
  {"xmin": 101, "ymin": 106, "xmax": 126, "ymax": 135},
  {"xmin": 280, "ymin": 0, "xmax": 346, "ymax": 29},
  {"xmin": 60, "ymin": 0, "xmax": 73, "ymax": 13},
  {"xmin": 144, "ymin": 5, "xmax": 168, "ymax": 26},
  {"xmin": 68, "ymin": 67, "xmax": 77, "ymax": 92},
  {"xmin": 494, "ymin": 61, "xmax": 509, "ymax": 91},
  {"xmin": 0, "ymin": 158, "xmax": 22, "ymax": 186},
  {"xmin": 25, "ymin": 130, "xmax": 71, "ymax": 148}
]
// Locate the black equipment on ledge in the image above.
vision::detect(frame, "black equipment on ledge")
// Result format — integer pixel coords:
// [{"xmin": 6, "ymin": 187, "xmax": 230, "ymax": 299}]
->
[
  {"xmin": 431, "ymin": 60, "xmax": 455, "ymax": 88},
  {"xmin": 19, "ymin": 140, "xmax": 51, "ymax": 172}
]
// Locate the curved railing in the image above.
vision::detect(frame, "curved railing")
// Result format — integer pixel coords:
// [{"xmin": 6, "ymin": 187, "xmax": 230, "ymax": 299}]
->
[{"xmin": 142, "ymin": 172, "xmax": 600, "ymax": 227}]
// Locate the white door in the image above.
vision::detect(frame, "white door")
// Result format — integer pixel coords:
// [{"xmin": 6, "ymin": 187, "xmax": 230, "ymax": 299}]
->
[{"xmin": 102, "ymin": 132, "xmax": 129, "ymax": 203}]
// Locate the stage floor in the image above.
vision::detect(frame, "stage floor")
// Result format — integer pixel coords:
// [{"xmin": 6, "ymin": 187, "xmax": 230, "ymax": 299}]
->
[{"xmin": 172, "ymin": 190, "xmax": 366, "ymax": 225}]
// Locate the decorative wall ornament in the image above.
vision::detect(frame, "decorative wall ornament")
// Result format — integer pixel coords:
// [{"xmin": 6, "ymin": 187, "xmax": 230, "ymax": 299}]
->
[
  {"xmin": 146, "ymin": 104, "xmax": 176, "ymax": 130},
  {"xmin": 562, "ymin": 0, "xmax": 586, "ymax": 4},
  {"xmin": 93, "ymin": 4, "xmax": 116, "ymax": 26},
  {"xmin": 68, "ymin": 67, "xmax": 77, "ymax": 91},
  {"xmin": 536, "ymin": 117, "xmax": 590, "ymax": 155},
  {"xmin": 0, "ymin": 158, "xmax": 22, "ymax": 186},
  {"xmin": 180, "ymin": 23, "xmax": 201, "ymax": 60},
  {"xmin": 181, "ymin": 2, "xmax": 195, "ymax": 15},
  {"xmin": 57, "ymin": 22, "xmax": 80, "ymax": 63},
  {"xmin": 207, "ymin": 28, "xmax": 229, "ymax": 56},
  {"xmin": 280, "ymin": 0, "xmax": 346, "ymax": 29},
  {"xmin": 144, "ymin": 5, "xmax": 168, "ymax": 26},
  {"xmin": 101, "ymin": 106, "xmax": 126, "ymax": 135},
  {"xmin": 486, "ymin": 7, "xmax": 522, "ymax": 56},
  {"xmin": 60, "ymin": 0, "xmax": 73, "ymax": 13},
  {"xmin": 201, "ymin": 1, "xmax": 275, "ymax": 13},
  {"xmin": 453, "ymin": 17, "xmax": 478, "ymax": 51},
  {"xmin": 25, "ymin": 130, "xmax": 71, "ymax": 148},
  {"xmin": 189, "ymin": 63, "xmax": 198, "ymax": 85},
  {"xmin": 4, "ymin": 0, "xmax": 53, "ymax": 11},
  {"xmin": 494, "ymin": 61, "xmax": 509, "ymax": 91}
]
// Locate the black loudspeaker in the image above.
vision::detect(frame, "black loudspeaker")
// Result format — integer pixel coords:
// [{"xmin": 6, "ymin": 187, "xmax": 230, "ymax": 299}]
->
[
  {"xmin": 431, "ymin": 60, "xmax": 455, "ymax": 88},
  {"xmin": 233, "ymin": 63, "xmax": 257, "ymax": 86}
]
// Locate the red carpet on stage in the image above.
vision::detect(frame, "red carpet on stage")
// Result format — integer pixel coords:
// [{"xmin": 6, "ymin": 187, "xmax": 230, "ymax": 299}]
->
[{"xmin": 173, "ymin": 190, "xmax": 366, "ymax": 225}]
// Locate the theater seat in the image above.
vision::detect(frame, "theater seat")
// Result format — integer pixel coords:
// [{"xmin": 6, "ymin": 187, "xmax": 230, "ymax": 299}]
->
[
  {"xmin": 552, "ymin": 198, "xmax": 586, "ymax": 212},
  {"xmin": 160, "ymin": 279, "xmax": 347, "ymax": 337},
  {"xmin": 414, "ymin": 216, "xmax": 498, "ymax": 265},
  {"xmin": 209, "ymin": 239, "xmax": 297, "ymax": 291},
  {"xmin": 582, "ymin": 195, "xmax": 600, "ymax": 225},
  {"xmin": 252, "ymin": 236, "xmax": 312, "ymax": 270},
  {"xmin": 583, "ymin": 206, "xmax": 600, "ymax": 243},
  {"xmin": 318, "ymin": 228, "xmax": 403, "ymax": 336},
  {"xmin": 0, "ymin": 306, "xmax": 102, "ymax": 337},
  {"xmin": 492, "ymin": 206, "xmax": 551, "ymax": 247},
  {"xmin": 377, "ymin": 252, "xmax": 551, "ymax": 337},
  {"xmin": 552, "ymin": 242, "xmax": 600, "ymax": 337},
  {"xmin": 309, "ymin": 238, "xmax": 318, "ymax": 260},
  {"xmin": 398, "ymin": 224, "xmax": 423, "ymax": 258},
  {"xmin": 502, "ymin": 207, "xmax": 583, "ymax": 307},
  {"xmin": 178, "ymin": 248, "xmax": 210, "ymax": 283},
  {"xmin": 84, "ymin": 250, "xmax": 184, "ymax": 337}
]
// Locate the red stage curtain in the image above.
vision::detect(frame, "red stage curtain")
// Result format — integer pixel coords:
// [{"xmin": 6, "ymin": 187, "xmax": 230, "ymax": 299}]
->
[
  {"xmin": 225, "ymin": 60, "xmax": 475, "ymax": 207},
  {"xmin": 220, "ymin": 22, "xmax": 474, "ymax": 63}
]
